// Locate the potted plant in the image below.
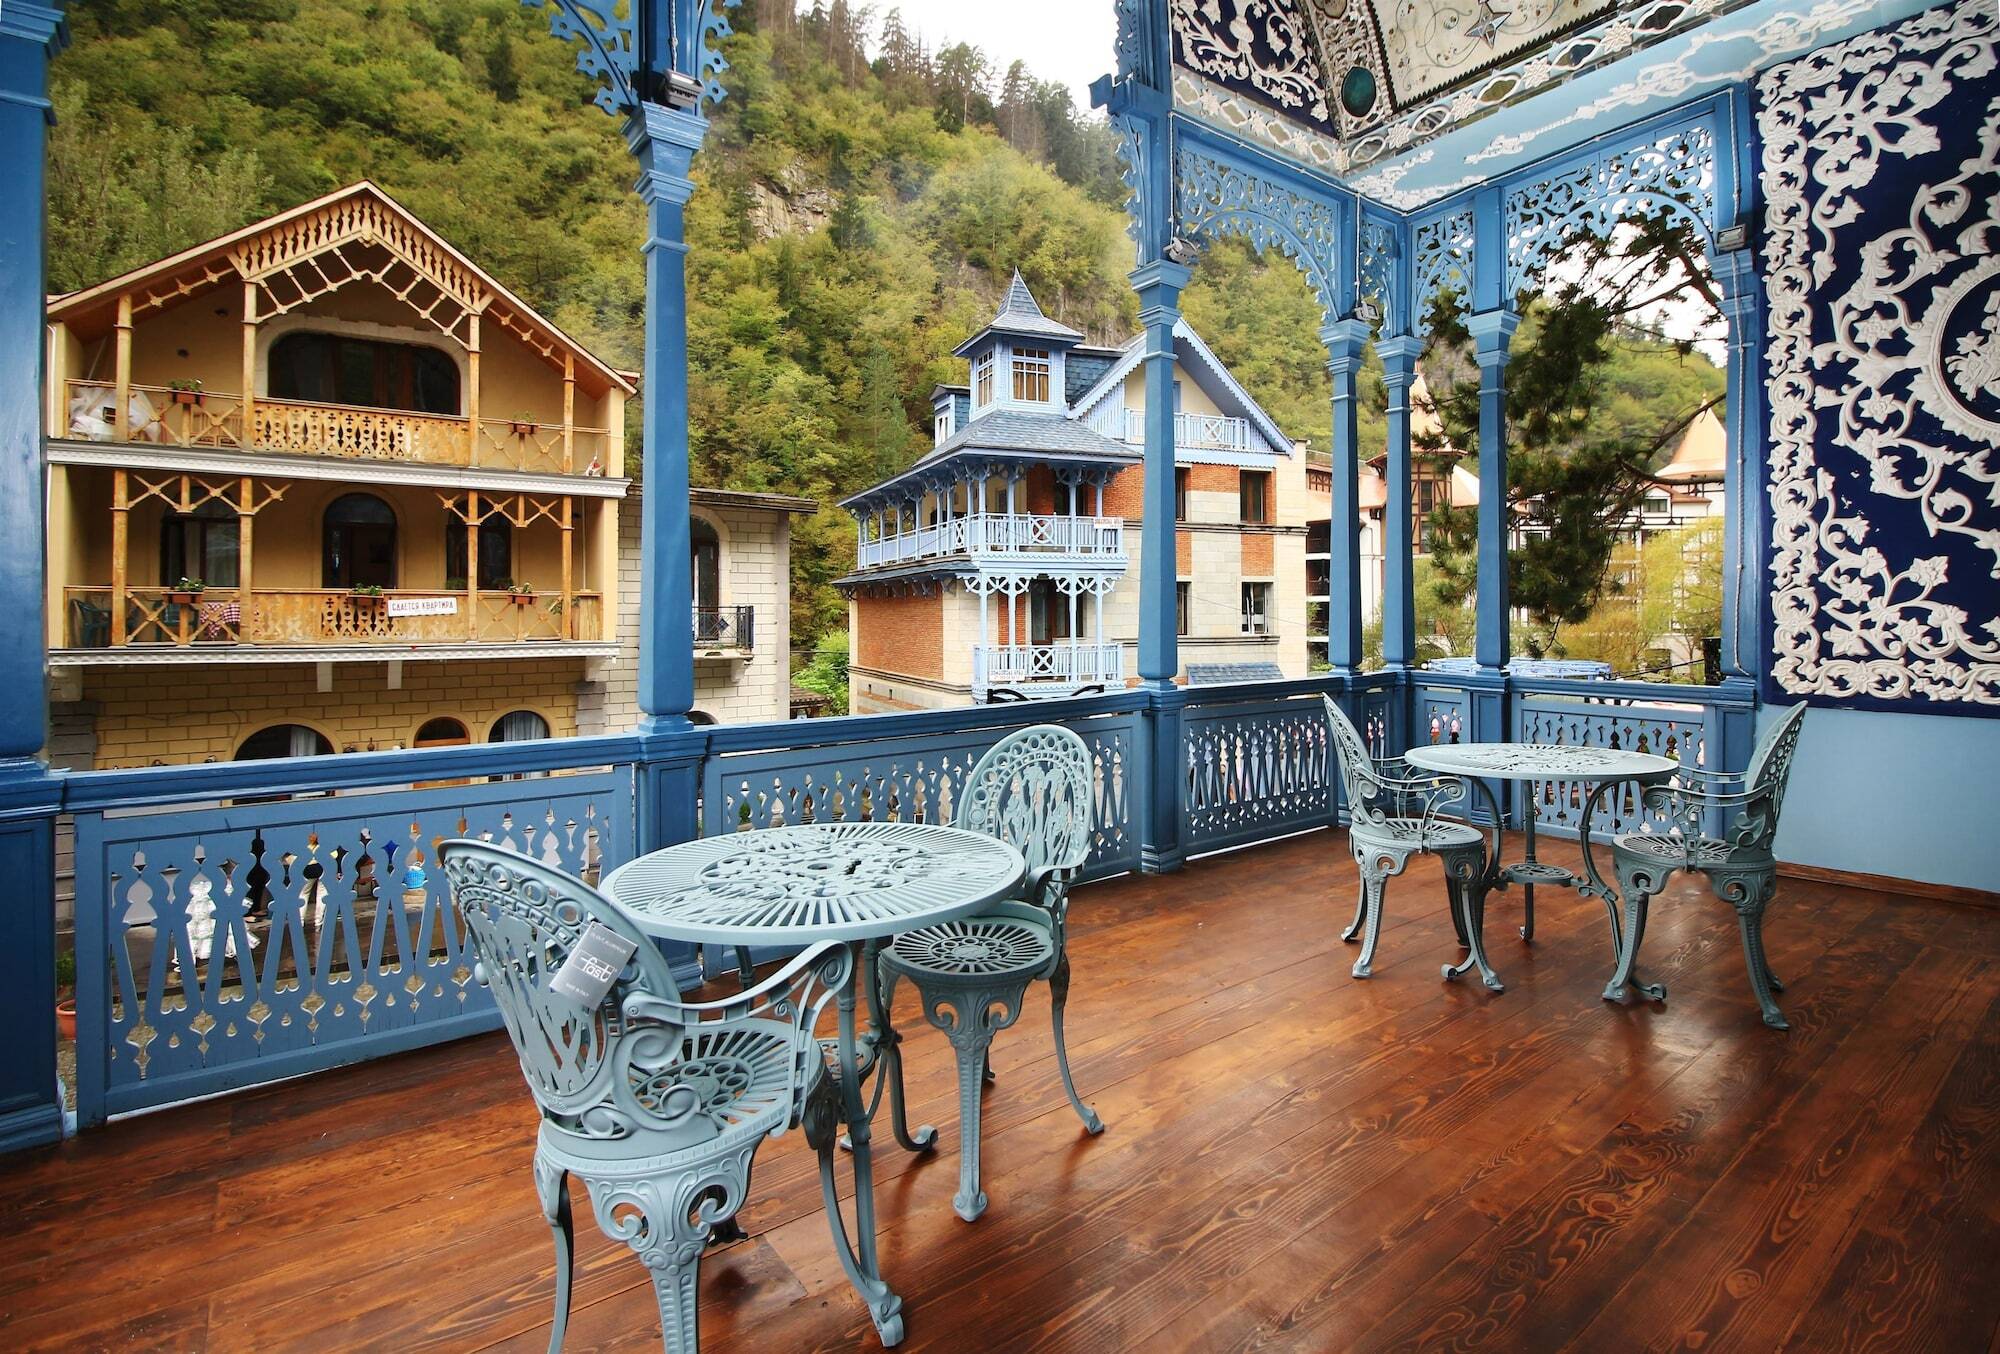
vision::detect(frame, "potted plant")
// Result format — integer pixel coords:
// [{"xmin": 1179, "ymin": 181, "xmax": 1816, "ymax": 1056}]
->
[
  {"xmin": 444, "ymin": 575, "xmax": 468, "ymax": 593},
  {"xmin": 55, "ymin": 950, "xmax": 76, "ymax": 1042},
  {"xmin": 167, "ymin": 576, "xmax": 205, "ymax": 605},
  {"xmin": 169, "ymin": 378, "xmax": 204, "ymax": 407},
  {"xmin": 506, "ymin": 581, "xmax": 535, "ymax": 607},
  {"xmin": 507, "ymin": 413, "xmax": 538, "ymax": 438},
  {"xmin": 349, "ymin": 584, "xmax": 386, "ymax": 607}
]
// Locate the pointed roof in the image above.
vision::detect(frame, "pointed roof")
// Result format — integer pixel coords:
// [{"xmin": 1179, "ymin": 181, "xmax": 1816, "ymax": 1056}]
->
[
  {"xmin": 1654, "ymin": 407, "xmax": 1727, "ymax": 484},
  {"xmin": 953, "ymin": 270, "xmax": 1085, "ymax": 355},
  {"xmin": 46, "ymin": 181, "xmax": 634, "ymax": 396}
]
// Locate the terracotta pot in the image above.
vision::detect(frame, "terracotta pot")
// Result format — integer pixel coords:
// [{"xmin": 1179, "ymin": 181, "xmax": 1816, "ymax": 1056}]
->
[
  {"xmin": 56, "ymin": 999, "xmax": 76, "ymax": 1042},
  {"xmin": 172, "ymin": 391, "xmax": 204, "ymax": 407},
  {"xmin": 167, "ymin": 590, "xmax": 202, "ymax": 605},
  {"xmin": 508, "ymin": 421, "xmax": 537, "ymax": 437},
  {"xmin": 510, "ymin": 592, "xmax": 534, "ymax": 607}
]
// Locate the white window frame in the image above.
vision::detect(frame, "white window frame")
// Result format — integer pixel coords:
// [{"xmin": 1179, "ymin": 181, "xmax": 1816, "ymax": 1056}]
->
[
  {"xmin": 972, "ymin": 351, "xmax": 995, "ymax": 410},
  {"xmin": 1241, "ymin": 581, "xmax": 1273, "ymax": 636},
  {"xmin": 934, "ymin": 407, "xmax": 955, "ymax": 446},
  {"xmin": 1011, "ymin": 347, "xmax": 1051, "ymax": 404}
]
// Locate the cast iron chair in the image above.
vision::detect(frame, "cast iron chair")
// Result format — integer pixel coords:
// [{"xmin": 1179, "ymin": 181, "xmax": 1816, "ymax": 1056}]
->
[
  {"xmin": 442, "ymin": 840, "xmax": 874, "ymax": 1354},
  {"xmin": 1592, "ymin": 702, "xmax": 1809, "ymax": 1029},
  {"xmin": 1323, "ymin": 695, "xmax": 1500, "ymax": 987},
  {"xmin": 872, "ymin": 724, "xmax": 1102, "ymax": 1221}
]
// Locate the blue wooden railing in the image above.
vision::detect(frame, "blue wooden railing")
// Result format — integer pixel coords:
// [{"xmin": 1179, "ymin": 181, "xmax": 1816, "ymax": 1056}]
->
[{"xmin": 58, "ymin": 669, "xmax": 1751, "ymax": 1126}]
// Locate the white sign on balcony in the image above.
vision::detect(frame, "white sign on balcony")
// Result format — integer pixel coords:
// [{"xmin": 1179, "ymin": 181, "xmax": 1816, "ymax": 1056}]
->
[{"xmin": 386, "ymin": 596, "xmax": 460, "ymax": 617}]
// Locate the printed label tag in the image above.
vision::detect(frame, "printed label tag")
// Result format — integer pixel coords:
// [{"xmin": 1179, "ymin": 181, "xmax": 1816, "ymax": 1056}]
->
[{"xmin": 549, "ymin": 922, "xmax": 640, "ymax": 1009}]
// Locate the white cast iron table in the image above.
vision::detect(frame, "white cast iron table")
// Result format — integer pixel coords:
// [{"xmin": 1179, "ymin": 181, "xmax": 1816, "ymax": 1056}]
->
[
  {"xmin": 1404, "ymin": 742, "xmax": 1680, "ymax": 991},
  {"xmin": 603, "ymin": 821, "xmax": 1026, "ymax": 1345}
]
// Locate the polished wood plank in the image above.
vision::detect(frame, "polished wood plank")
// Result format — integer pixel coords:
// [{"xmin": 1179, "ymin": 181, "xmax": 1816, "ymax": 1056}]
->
[{"xmin": 2, "ymin": 829, "xmax": 1996, "ymax": 1354}]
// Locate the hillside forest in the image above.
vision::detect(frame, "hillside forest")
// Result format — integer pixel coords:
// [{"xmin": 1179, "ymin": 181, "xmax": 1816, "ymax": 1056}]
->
[{"xmin": 46, "ymin": 0, "xmax": 1723, "ymax": 664}]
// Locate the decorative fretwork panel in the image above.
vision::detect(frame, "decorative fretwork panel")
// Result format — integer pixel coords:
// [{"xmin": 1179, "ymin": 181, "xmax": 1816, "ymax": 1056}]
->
[
  {"xmin": 72, "ymin": 767, "xmax": 635, "ymax": 1123},
  {"xmin": 1513, "ymin": 695, "xmax": 1707, "ymax": 838},
  {"xmin": 1414, "ymin": 683, "xmax": 1468, "ymax": 747},
  {"xmin": 704, "ymin": 716, "xmax": 1139, "ymax": 882},
  {"xmin": 254, "ymin": 399, "xmax": 469, "ymax": 465},
  {"xmin": 1183, "ymin": 695, "xmax": 1337, "ymax": 853},
  {"xmin": 1411, "ymin": 208, "xmax": 1473, "ymax": 321},
  {"xmin": 1174, "ymin": 142, "xmax": 1343, "ymax": 323},
  {"xmin": 1502, "ymin": 122, "xmax": 1716, "ymax": 298}
]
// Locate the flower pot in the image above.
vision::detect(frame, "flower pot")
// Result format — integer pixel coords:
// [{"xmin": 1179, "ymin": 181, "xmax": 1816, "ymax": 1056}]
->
[
  {"xmin": 167, "ymin": 590, "xmax": 202, "ymax": 605},
  {"xmin": 56, "ymin": 999, "xmax": 76, "ymax": 1042},
  {"xmin": 508, "ymin": 421, "xmax": 537, "ymax": 437},
  {"xmin": 509, "ymin": 592, "xmax": 534, "ymax": 607},
  {"xmin": 172, "ymin": 391, "xmax": 204, "ymax": 407}
]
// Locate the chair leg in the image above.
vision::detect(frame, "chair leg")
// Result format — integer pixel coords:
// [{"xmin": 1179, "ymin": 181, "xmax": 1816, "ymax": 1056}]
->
[
  {"xmin": 1341, "ymin": 880, "xmax": 1367, "ymax": 943},
  {"xmin": 1048, "ymin": 951, "xmax": 1104, "ymax": 1135},
  {"xmin": 533, "ymin": 1155, "xmax": 573, "ymax": 1354},
  {"xmin": 803, "ymin": 1077, "xmax": 906, "ymax": 1346},
  {"xmin": 915, "ymin": 982, "xmax": 1028, "ymax": 1222},
  {"xmin": 1715, "ymin": 868, "xmax": 1787, "ymax": 1030},
  {"xmin": 983, "ymin": 1051, "xmax": 995, "ymax": 1085},
  {"xmin": 1603, "ymin": 857, "xmax": 1669, "ymax": 1004},
  {"xmin": 1350, "ymin": 850, "xmax": 1401, "ymax": 979},
  {"xmin": 577, "ymin": 1159, "xmax": 750, "ymax": 1354},
  {"xmin": 873, "ymin": 968, "xmax": 937, "ymax": 1153},
  {"xmin": 647, "ymin": 1249, "xmax": 703, "ymax": 1354},
  {"xmin": 1438, "ymin": 848, "xmax": 1503, "ymax": 992}
]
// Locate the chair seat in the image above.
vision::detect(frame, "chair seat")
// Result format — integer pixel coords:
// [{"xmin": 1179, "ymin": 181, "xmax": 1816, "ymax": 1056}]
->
[
  {"xmin": 546, "ymin": 1021, "xmax": 811, "ymax": 1166},
  {"xmin": 880, "ymin": 913, "xmax": 1056, "ymax": 984},
  {"xmin": 1613, "ymin": 831, "xmax": 1749, "ymax": 869},
  {"xmin": 1351, "ymin": 817, "xmax": 1485, "ymax": 852}
]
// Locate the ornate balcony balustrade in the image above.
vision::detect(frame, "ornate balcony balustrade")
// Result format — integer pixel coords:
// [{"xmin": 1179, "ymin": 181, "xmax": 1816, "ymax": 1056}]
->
[
  {"xmin": 695, "ymin": 604, "xmax": 755, "ymax": 653},
  {"xmin": 972, "ymin": 641, "xmax": 1125, "ymax": 698},
  {"xmin": 59, "ymin": 380, "xmax": 612, "ymax": 475},
  {"xmin": 57, "ymin": 667, "xmax": 1751, "ymax": 1129},
  {"xmin": 61, "ymin": 586, "xmax": 603, "ymax": 650},
  {"xmin": 1121, "ymin": 408, "xmax": 1254, "ymax": 453},
  {"xmin": 856, "ymin": 511, "xmax": 1127, "ymax": 570}
]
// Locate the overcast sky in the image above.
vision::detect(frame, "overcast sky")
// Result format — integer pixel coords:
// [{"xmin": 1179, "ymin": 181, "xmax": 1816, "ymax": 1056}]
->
[{"xmin": 845, "ymin": 1, "xmax": 1120, "ymax": 112}]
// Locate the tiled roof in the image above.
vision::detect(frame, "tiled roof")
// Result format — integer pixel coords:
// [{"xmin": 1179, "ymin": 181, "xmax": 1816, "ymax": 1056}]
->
[
  {"xmin": 915, "ymin": 409, "xmax": 1136, "ymax": 466},
  {"xmin": 955, "ymin": 270, "xmax": 1085, "ymax": 352}
]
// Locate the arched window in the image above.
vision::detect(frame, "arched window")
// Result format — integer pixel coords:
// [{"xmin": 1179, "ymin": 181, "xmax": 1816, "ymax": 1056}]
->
[
  {"xmin": 687, "ymin": 710, "xmax": 717, "ymax": 726},
  {"xmin": 236, "ymin": 724, "xmax": 333, "ymax": 760},
  {"xmin": 445, "ymin": 515, "xmax": 513, "ymax": 590},
  {"xmin": 490, "ymin": 710, "xmax": 551, "ymax": 742},
  {"xmin": 269, "ymin": 332, "xmax": 460, "ymax": 415},
  {"xmin": 322, "ymin": 493, "xmax": 398, "ymax": 588},
  {"xmin": 159, "ymin": 500, "xmax": 239, "ymax": 587},
  {"xmin": 414, "ymin": 717, "xmax": 469, "ymax": 746}
]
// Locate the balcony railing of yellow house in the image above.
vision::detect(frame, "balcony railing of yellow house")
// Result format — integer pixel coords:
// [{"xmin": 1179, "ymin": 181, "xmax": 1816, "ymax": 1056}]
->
[
  {"xmin": 61, "ymin": 380, "xmax": 613, "ymax": 476},
  {"xmin": 61, "ymin": 586, "xmax": 603, "ymax": 649}
]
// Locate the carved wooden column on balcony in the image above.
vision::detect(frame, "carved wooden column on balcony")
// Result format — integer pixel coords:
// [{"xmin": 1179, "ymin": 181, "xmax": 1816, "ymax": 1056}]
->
[
  {"xmin": 464, "ymin": 488, "xmax": 481, "ymax": 641},
  {"xmin": 239, "ymin": 475, "xmax": 257, "ymax": 607},
  {"xmin": 466, "ymin": 312, "xmax": 482, "ymax": 467},
  {"xmin": 561, "ymin": 495, "xmax": 575, "ymax": 639},
  {"xmin": 240, "ymin": 279, "xmax": 257, "ymax": 446},
  {"xmin": 562, "ymin": 351, "xmax": 576, "ymax": 473},
  {"xmin": 113, "ymin": 292, "xmax": 132, "ymax": 442},
  {"xmin": 110, "ymin": 468, "xmax": 129, "ymax": 646}
]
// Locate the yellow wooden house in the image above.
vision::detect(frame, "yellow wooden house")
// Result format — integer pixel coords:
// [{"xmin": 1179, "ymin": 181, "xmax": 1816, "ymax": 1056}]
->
[{"xmin": 42, "ymin": 182, "xmax": 636, "ymax": 765}]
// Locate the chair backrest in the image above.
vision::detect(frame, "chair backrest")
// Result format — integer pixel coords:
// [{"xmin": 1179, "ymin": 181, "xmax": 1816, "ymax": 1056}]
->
[
  {"xmin": 440, "ymin": 839, "xmax": 684, "ymax": 1136},
  {"xmin": 958, "ymin": 724, "xmax": 1093, "ymax": 881},
  {"xmin": 1731, "ymin": 702, "xmax": 1809, "ymax": 850},
  {"xmin": 1321, "ymin": 694, "xmax": 1392, "ymax": 830}
]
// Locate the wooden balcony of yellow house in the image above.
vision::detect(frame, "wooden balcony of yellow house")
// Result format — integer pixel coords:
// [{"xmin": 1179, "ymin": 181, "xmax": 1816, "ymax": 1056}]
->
[
  {"xmin": 46, "ymin": 469, "xmax": 618, "ymax": 662},
  {"xmin": 42, "ymin": 181, "xmax": 632, "ymax": 478}
]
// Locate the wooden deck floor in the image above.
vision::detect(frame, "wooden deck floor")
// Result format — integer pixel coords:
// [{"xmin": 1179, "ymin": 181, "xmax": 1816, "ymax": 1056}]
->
[{"xmin": 4, "ymin": 829, "xmax": 1997, "ymax": 1353}]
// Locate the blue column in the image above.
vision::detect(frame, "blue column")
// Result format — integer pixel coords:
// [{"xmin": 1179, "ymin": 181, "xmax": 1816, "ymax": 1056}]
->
[
  {"xmin": 1711, "ymin": 247, "xmax": 1763, "ymax": 687},
  {"xmin": 0, "ymin": 0, "xmax": 66, "ymax": 1153},
  {"xmin": 1131, "ymin": 258, "xmax": 1189, "ymax": 874},
  {"xmin": 1467, "ymin": 309, "xmax": 1519, "ymax": 672},
  {"xmin": 1377, "ymin": 334, "xmax": 1423, "ymax": 670},
  {"xmin": 626, "ymin": 102, "xmax": 706, "ymax": 849},
  {"xmin": 1323, "ymin": 318, "xmax": 1371, "ymax": 675}
]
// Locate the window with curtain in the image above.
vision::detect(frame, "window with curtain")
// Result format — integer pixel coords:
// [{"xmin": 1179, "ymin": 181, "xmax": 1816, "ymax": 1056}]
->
[
  {"xmin": 444, "ymin": 515, "xmax": 513, "ymax": 589},
  {"xmin": 1175, "ymin": 467, "xmax": 1190, "ymax": 521},
  {"xmin": 491, "ymin": 710, "xmax": 551, "ymax": 742},
  {"xmin": 1011, "ymin": 347, "xmax": 1051, "ymax": 402},
  {"xmin": 235, "ymin": 724, "xmax": 333, "ymax": 760},
  {"xmin": 1177, "ymin": 580, "xmax": 1191, "ymax": 637},
  {"xmin": 269, "ymin": 332, "xmax": 460, "ymax": 415},
  {"xmin": 158, "ymin": 501, "xmax": 239, "ymax": 586}
]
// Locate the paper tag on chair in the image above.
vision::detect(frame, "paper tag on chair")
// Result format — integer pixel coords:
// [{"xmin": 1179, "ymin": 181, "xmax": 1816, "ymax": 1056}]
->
[{"xmin": 549, "ymin": 922, "xmax": 639, "ymax": 1009}]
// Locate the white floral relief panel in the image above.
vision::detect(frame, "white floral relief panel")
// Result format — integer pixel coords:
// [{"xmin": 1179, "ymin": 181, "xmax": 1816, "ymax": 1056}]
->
[{"xmin": 1757, "ymin": 0, "xmax": 2000, "ymax": 713}]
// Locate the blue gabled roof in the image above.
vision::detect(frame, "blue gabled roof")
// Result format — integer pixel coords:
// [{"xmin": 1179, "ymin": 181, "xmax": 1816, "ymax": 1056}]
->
[{"xmin": 839, "ymin": 408, "xmax": 1136, "ymax": 509}]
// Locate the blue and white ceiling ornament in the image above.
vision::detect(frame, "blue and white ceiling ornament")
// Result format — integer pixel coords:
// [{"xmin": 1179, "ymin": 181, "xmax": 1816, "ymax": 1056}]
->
[
  {"xmin": 1759, "ymin": 0, "xmax": 2000, "ymax": 713},
  {"xmin": 1166, "ymin": 0, "xmax": 1945, "ymax": 205}
]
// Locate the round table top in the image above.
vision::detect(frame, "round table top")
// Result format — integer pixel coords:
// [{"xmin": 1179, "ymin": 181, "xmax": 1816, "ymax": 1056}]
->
[
  {"xmin": 1403, "ymin": 741, "xmax": 1681, "ymax": 783},
  {"xmin": 602, "ymin": 821, "xmax": 1028, "ymax": 946}
]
